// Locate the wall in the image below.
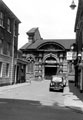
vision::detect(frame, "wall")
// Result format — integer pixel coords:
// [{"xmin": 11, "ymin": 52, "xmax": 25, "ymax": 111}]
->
[{"xmin": 0, "ymin": 54, "xmax": 12, "ymax": 85}]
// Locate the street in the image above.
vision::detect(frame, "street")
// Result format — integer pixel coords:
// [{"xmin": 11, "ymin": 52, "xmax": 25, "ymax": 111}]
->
[{"xmin": 0, "ymin": 80, "xmax": 83, "ymax": 120}]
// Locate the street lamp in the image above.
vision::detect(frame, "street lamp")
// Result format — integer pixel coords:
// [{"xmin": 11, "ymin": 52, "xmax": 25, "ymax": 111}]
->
[
  {"xmin": 70, "ymin": 0, "xmax": 76, "ymax": 9},
  {"xmin": 70, "ymin": 0, "xmax": 83, "ymax": 92}
]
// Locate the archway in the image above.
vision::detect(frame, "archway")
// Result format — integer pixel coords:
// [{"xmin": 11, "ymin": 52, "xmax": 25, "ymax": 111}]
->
[{"xmin": 44, "ymin": 56, "xmax": 59, "ymax": 79}]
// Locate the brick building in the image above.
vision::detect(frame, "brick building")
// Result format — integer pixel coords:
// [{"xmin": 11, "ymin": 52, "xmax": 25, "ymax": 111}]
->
[
  {"xmin": 20, "ymin": 28, "xmax": 75, "ymax": 81},
  {"xmin": 74, "ymin": 0, "xmax": 83, "ymax": 92},
  {"xmin": 0, "ymin": 0, "xmax": 21, "ymax": 85}
]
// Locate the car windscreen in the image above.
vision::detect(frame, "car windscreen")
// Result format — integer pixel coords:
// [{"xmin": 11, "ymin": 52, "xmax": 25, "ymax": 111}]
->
[{"xmin": 52, "ymin": 76, "xmax": 62, "ymax": 82}]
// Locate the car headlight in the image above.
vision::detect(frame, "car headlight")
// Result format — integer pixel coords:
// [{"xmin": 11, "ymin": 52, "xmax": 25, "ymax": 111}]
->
[
  {"xmin": 50, "ymin": 82, "xmax": 54, "ymax": 86},
  {"xmin": 60, "ymin": 83, "xmax": 63, "ymax": 86}
]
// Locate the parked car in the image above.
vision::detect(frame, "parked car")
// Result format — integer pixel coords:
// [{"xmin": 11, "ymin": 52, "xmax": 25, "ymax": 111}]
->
[
  {"xmin": 58, "ymin": 74, "xmax": 67, "ymax": 87},
  {"xmin": 49, "ymin": 75, "xmax": 64, "ymax": 92}
]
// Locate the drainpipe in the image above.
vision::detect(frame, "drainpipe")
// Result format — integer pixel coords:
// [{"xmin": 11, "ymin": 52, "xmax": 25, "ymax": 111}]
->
[
  {"xmin": 80, "ymin": 50, "xmax": 83, "ymax": 93},
  {"xmin": 14, "ymin": 58, "xmax": 17, "ymax": 84},
  {"xmin": 10, "ymin": 19, "xmax": 15, "ymax": 84}
]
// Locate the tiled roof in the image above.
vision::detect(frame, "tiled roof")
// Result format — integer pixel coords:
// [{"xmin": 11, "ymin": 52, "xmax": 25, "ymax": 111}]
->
[
  {"xmin": 20, "ymin": 42, "xmax": 32, "ymax": 50},
  {"xmin": 20, "ymin": 39, "xmax": 75, "ymax": 50}
]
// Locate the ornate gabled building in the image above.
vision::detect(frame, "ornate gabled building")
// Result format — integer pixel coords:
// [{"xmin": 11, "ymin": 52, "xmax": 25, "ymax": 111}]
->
[
  {"xmin": 0, "ymin": 0, "xmax": 21, "ymax": 85},
  {"xmin": 20, "ymin": 28, "xmax": 75, "ymax": 81}
]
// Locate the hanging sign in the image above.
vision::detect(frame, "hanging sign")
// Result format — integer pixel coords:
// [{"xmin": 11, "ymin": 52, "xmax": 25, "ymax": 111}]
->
[
  {"xmin": 67, "ymin": 52, "xmax": 73, "ymax": 60},
  {"xmin": 67, "ymin": 51, "xmax": 77, "ymax": 60}
]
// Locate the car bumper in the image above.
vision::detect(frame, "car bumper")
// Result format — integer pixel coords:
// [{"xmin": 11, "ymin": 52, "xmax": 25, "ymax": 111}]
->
[{"xmin": 50, "ymin": 86, "xmax": 63, "ymax": 90}]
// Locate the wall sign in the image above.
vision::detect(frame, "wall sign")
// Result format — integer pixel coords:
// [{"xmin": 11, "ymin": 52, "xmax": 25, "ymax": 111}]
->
[{"xmin": 67, "ymin": 51, "xmax": 77, "ymax": 60}]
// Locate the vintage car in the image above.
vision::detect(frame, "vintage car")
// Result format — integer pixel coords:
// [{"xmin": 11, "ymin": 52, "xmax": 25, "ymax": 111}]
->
[
  {"xmin": 58, "ymin": 74, "xmax": 67, "ymax": 87},
  {"xmin": 49, "ymin": 75, "xmax": 64, "ymax": 92}
]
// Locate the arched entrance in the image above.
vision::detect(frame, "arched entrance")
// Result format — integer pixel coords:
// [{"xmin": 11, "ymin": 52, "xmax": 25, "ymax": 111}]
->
[{"xmin": 44, "ymin": 56, "xmax": 59, "ymax": 79}]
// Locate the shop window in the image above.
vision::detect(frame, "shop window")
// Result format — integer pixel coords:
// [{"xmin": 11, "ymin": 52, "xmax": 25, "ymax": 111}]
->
[
  {"xmin": 6, "ymin": 63, "xmax": 9, "ymax": 77},
  {"xmin": 0, "ymin": 12, "xmax": 4, "ymax": 27},
  {"xmin": 0, "ymin": 62, "xmax": 2, "ymax": 77}
]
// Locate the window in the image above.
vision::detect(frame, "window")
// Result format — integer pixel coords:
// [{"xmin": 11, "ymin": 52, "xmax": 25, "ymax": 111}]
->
[
  {"xmin": 6, "ymin": 63, "xmax": 9, "ymax": 77},
  {"xmin": 0, "ymin": 39, "xmax": 3, "ymax": 54},
  {"xmin": 14, "ymin": 22, "xmax": 17, "ymax": 36},
  {"xmin": 7, "ymin": 18, "xmax": 11, "ymax": 32},
  {"xmin": 0, "ymin": 62, "xmax": 2, "ymax": 77},
  {"xmin": 26, "ymin": 62, "xmax": 34, "ymax": 73},
  {"xmin": 7, "ymin": 42, "xmax": 10, "ymax": 56},
  {"xmin": 26, "ymin": 58, "xmax": 34, "ymax": 73},
  {"xmin": 0, "ymin": 12, "xmax": 4, "ymax": 27}
]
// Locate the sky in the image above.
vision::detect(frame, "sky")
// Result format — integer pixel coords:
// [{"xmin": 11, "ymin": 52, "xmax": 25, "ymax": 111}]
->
[{"xmin": 3, "ymin": 0, "xmax": 78, "ymax": 49}]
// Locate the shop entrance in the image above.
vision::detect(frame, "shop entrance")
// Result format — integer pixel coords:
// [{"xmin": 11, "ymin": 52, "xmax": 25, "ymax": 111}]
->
[{"xmin": 45, "ymin": 66, "xmax": 57, "ymax": 79}]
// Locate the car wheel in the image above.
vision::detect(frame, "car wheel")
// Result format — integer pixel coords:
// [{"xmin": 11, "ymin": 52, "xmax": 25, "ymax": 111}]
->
[
  {"xmin": 49, "ymin": 88, "xmax": 52, "ymax": 91},
  {"xmin": 61, "ymin": 89, "xmax": 63, "ymax": 92},
  {"xmin": 64, "ymin": 84, "xmax": 66, "ymax": 87}
]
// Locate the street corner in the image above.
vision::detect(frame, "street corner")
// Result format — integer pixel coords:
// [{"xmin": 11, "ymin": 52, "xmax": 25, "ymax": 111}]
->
[
  {"xmin": 65, "ymin": 104, "xmax": 83, "ymax": 114},
  {"xmin": 62, "ymin": 83, "xmax": 83, "ymax": 113}
]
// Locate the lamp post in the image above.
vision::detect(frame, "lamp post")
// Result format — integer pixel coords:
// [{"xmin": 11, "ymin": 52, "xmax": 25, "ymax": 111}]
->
[
  {"xmin": 70, "ymin": 0, "xmax": 83, "ymax": 92},
  {"xmin": 70, "ymin": 0, "xmax": 76, "ymax": 9}
]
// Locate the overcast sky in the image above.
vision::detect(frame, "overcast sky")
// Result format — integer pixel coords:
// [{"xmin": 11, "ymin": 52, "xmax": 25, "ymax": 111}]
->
[{"xmin": 3, "ymin": 0, "xmax": 78, "ymax": 49}]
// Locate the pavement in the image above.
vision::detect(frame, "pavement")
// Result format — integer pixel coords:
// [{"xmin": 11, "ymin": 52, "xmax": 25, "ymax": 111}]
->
[
  {"xmin": 0, "ymin": 82, "xmax": 30, "ymax": 93},
  {"xmin": 0, "ymin": 80, "xmax": 83, "ymax": 113},
  {"xmin": 63, "ymin": 81, "xmax": 83, "ymax": 113}
]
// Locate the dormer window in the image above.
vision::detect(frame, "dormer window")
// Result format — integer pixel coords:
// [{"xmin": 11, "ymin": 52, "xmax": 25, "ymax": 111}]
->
[
  {"xmin": 7, "ymin": 18, "xmax": 11, "ymax": 32},
  {"xmin": 0, "ymin": 12, "xmax": 4, "ymax": 27}
]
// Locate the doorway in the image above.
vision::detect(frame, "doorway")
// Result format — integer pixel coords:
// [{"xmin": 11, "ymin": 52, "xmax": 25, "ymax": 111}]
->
[{"xmin": 45, "ymin": 66, "xmax": 57, "ymax": 79}]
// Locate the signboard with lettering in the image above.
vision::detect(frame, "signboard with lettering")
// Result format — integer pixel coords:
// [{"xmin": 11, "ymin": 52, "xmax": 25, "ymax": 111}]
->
[
  {"xmin": 45, "ymin": 60, "xmax": 57, "ymax": 64},
  {"xmin": 67, "ymin": 52, "xmax": 77, "ymax": 60},
  {"xmin": 67, "ymin": 52, "xmax": 72, "ymax": 60}
]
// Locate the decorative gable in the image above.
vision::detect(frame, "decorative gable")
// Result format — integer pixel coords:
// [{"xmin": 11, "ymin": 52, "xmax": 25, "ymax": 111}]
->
[
  {"xmin": 37, "ymin": 42, "xmax": 65, "ymax": 51},
  {"xmin": 26, "ymin": 28, "xmax": 42, "ymax": 44}
]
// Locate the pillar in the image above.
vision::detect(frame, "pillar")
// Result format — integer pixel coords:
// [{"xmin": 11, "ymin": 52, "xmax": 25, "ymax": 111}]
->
[{"xmin": 80, "ymin": 64, "xmax": 83, "ymax": 92}]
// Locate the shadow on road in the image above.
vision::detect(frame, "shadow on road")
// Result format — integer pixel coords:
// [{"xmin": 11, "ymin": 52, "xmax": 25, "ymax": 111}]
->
[
  {"xmin": 68, "ymin": 82, "xmax": 83, "ymax": 102},
  {"xmin": 0, "ymin": 98, "xmax": 76, "ymax": 120}
]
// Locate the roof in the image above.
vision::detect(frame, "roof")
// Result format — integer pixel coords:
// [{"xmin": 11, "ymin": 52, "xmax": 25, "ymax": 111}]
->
[
  {"xmin": 26, "ymin": 28, "xmax": 38, "ymax": 35},
  {"xmin": 0, "ymin": 0, "xmax": 21, "ymax": 23},
  {"xmin": 20, "ymin": 39, "xmax": 75, "ymax": 50}
]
